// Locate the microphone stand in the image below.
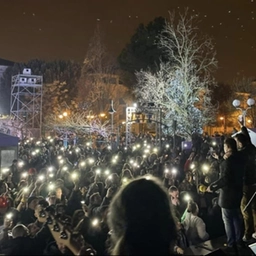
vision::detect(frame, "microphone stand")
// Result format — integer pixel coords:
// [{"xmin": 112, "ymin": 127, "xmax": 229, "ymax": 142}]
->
[{"xmin": 243, "ymin": 191, "xmax": 256, "ymax": 213}]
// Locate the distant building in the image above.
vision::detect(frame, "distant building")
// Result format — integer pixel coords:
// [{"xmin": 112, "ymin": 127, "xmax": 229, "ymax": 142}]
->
[
  {"xmin": 0, "ymin": 58, "xmax": 15, "ymax": 114},
  {"xmin": 0, "ymin": 58, "xmax": 14, "ymax": 79}
]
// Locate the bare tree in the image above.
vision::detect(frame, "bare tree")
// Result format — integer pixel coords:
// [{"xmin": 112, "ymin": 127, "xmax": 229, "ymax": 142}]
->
[
  {"xmin": 232, "ymin": 77, "xmax": 256, "ymax": 95},
  {"xmin": 135, "ymin": 9, "xmax": 217, "ymax": 139},
  {"xmin": 77, "ymin": 26, "xmax": 120, "ymax": 114},
  {"xmin": 0, "ymin": 116, "xmax": 30, "ymax": 138},
  {"xmin": 46, "ymin": 110, "xmax": 111, "ymax": 139},
  {"xmin": 226, "ymin": 77, "xmax": 256, "ymax": 128},
  {"xmin": 42, "ymin": 80, "xmax": 78, "ymax": 135}
]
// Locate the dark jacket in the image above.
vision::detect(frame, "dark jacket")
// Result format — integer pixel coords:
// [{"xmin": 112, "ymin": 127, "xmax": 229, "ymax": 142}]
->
[
  {"xmin": 210, "ymin": 152, "xmax": 245, "ymax": 209},
  {"xmin": 240, "ymin": 126, "xmax": 256, "ymax": 185},
  {"xmin": 88, "ymin": 197, "xmax": 110, "ymax": 219},
  {"xmin": 4, "ymin": 224, "xmax": 51, "ymax": 255},
  {"xmin": 66, "ymin": 189, "xmax": 82, "ymax": 217},
  {"xmin": 6, "ymin": 237, "xmax": 41, "ymax": 255},
  {"xmin": 240, "ymin": 143, "xmax": 256, "ymax": 186},
  {"xmin": 20, "ymin": 208, "xmax": 36, "ymax": 225}
]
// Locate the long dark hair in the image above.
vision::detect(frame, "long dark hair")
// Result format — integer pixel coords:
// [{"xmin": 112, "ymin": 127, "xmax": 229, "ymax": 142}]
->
[
  {"xmin": 107, "ymin": 176, "xmax": 177, "ymax": 255},
  {"xmin": 224, "ymin": 138, "xmax": 237, "ymax": 152},
  {"xmin": 234, "ymin": 133, "xmax": 248, "ymax": 148}
]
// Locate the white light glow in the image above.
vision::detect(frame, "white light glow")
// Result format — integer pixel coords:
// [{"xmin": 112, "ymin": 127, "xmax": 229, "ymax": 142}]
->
[
  {"xmin": 172, "ymin": 168, "xmax": 177, "ymax": 174},
  {"xmin": 71, "ymin": 173, "xmax": 78, "ymax": 179},
  {"xmin": 18, "ymin": 161, "xmax": 24, "ymax": 167},
  {"xmin": 202, "ymin": 164, "xmax": 209, "ymax": 172},
  {"xmin": 92, "ymin": 218, "xmax": 99, "ymax": 226},
  {"xmin": 2, "ymin": 168, "xmax": 9, "ymax": 174},
  {"xmin": 49, "ymin": 183, "xmax": 55, "ymax": 190},
  {"xmin": 22, "ymin": 172, "xmax": 28, "ymax": 178},
  {"xmin": 6, "ymin": 213, "xmax": 12, "ymax": 219},
  {"xmin": 184, "ymin": 194, "xmax": 191, "ymax": 201},
  {"xmin": 190, "ymin": 163, "xmax": 195, "ymax": 169},
  {"xmin": 23, "ymin": 187, "xmax": 29, "ymax": 193},
  {"xmin": 48, "ymin": 166, "xmax": 54, "ymax": 172},
  {"xmin": 88, "ymin": 158, "xmax": 94, "ymax": 164},
  {"xmin": 38, "ymin": 175, "xmax": 45, "ymax": 181}
]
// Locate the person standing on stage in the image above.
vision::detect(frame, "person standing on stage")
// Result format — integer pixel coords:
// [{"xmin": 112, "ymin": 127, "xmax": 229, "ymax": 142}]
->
[
  {"xmin": 207, "ymin": 138, "xmax": 245, "ymax": 251},
  {"xmin": 234, "ymin": 129, "xmax": 256, "ymax": 241}
]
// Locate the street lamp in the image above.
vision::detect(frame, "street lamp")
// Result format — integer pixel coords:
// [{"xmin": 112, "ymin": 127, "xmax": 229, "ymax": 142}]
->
[
  {"xmin": 232, "ymin": 98, "xmax": 255, "ymax": 126},
  {"xmin": 109, "ymin": 100, "xmax": 116, "ymax": 134},
  {"xmin": 247, "ymin": 119, "xmax": 252, "ymax": 124},
  {"xmin": 59, "ymin": 111, "xmax": 69, "ymax": 148},
  {"xmin": 220, "ymin": 116, "xmax": 226, "ymax": 133},
  {"xmin": 126, "ymin": 105, "xmax": 136, "ymax": 146}
]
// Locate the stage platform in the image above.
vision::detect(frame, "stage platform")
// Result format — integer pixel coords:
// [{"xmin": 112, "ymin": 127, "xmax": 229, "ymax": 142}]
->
[{"xmin": 184, "ymin": 235, "xmax": 255, "ymax": 255}]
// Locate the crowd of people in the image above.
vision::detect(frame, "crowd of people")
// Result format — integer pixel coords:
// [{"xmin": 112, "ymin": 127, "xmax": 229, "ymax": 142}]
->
[{"xmin": 0, "ymin": 127, "xmax": 255, "ymax": 255}]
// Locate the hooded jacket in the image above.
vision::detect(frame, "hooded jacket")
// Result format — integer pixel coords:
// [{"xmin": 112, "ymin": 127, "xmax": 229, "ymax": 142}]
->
[{"xmin": 182, "ymin": 212, "xmax": 209, "ymax": 245}]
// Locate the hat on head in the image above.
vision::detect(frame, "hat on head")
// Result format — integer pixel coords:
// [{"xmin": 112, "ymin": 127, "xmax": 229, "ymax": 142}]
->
[
  {"xmin": 27, "ymin": 196, "xmax": 38, "ymax": 206},
  {"xmin": 38, "ymin": 199, "xmax": 49, "ymax": 208}
]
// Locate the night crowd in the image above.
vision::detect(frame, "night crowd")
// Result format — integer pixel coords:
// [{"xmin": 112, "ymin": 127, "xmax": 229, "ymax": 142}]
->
[{"xmin": 0, "ymin": 127, "xmax": 255, "ymax": 255}]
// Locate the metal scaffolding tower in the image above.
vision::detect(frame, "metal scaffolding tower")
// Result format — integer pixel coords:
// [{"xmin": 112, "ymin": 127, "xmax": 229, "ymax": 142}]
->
[
  {"xmin": 125, "ymin": 106, "xmax": 136, "ymax": 147},
  {"xmin": 10, "ymin": 68, "xmax": 43, "ymax": 138},
  {"xmin": 125, "ymin": 103, "xmax": 162, "ymax": 147}
]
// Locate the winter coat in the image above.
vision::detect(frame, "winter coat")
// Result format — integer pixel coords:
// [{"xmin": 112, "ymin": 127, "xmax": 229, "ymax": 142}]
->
[
  {"xmin": 182, "ymin": 212, "xmax": 209, "ymax": 245},
  {"xmin": 240, "ymin": 143, "xmax": 256, "ymax": 186},
  {"xmin": 209, "ymin": 152, "xmax": 245, "ymax": 209}
]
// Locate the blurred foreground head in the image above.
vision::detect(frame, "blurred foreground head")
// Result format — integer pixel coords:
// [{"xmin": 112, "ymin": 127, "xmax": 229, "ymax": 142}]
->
[
  {"xmin": 12, "ymin": 224, "xmax": 29, "ymax": 238},
  {"xmin": 108, "ymin": 176, "xmax": 177, "ymax": 255}
]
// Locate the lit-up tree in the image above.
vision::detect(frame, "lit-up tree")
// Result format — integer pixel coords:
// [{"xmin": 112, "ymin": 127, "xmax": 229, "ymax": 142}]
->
[
  {"xmin": 135, "ymin": 9, "xmax": 217, "ymax": 139},
  {"xmin": 0, "ymin": 117, "xmax": 30, "ymax": 138},
  {"xmin": 46, "ymin": 110, "xmax": 111, "ymax": 139}
]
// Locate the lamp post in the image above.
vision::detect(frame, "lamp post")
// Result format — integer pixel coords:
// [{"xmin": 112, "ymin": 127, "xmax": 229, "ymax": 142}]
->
[
  {"xmin": 247, "ymin": 119, "xmax": 252, "ymax": 127},
  {"xmin": 109, "ymin": 100, "xmax": 116, "ymax": 134},
  {"xmin": 126, "ymin": 105, "xmax": 136, "ymax": 147},
  {"xmin": 59, "ymin": 111, "xmax": 69, "ymax": 148},
  {"xmin": 232, "ymin": 98, "xmax": 255, "ymax": 126},
  {"xmin": 220, "ymin": 116, "xmax": 226, "ymax": 133},
  {"xmin": 86, "ymin": 110, "xmax": 94, "ymax": 143}
]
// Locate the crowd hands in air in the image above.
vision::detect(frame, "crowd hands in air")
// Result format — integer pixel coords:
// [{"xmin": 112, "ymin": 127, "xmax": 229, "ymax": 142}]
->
[{"xmin": 0, "ymin": 127, "xmax": 255, "ymax": 255}]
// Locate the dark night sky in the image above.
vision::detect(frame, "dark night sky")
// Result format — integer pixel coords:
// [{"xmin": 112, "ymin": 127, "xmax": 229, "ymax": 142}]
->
[{"xmin": 0, "ymin": 0, "xmax": 255, "ymax": 83}]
